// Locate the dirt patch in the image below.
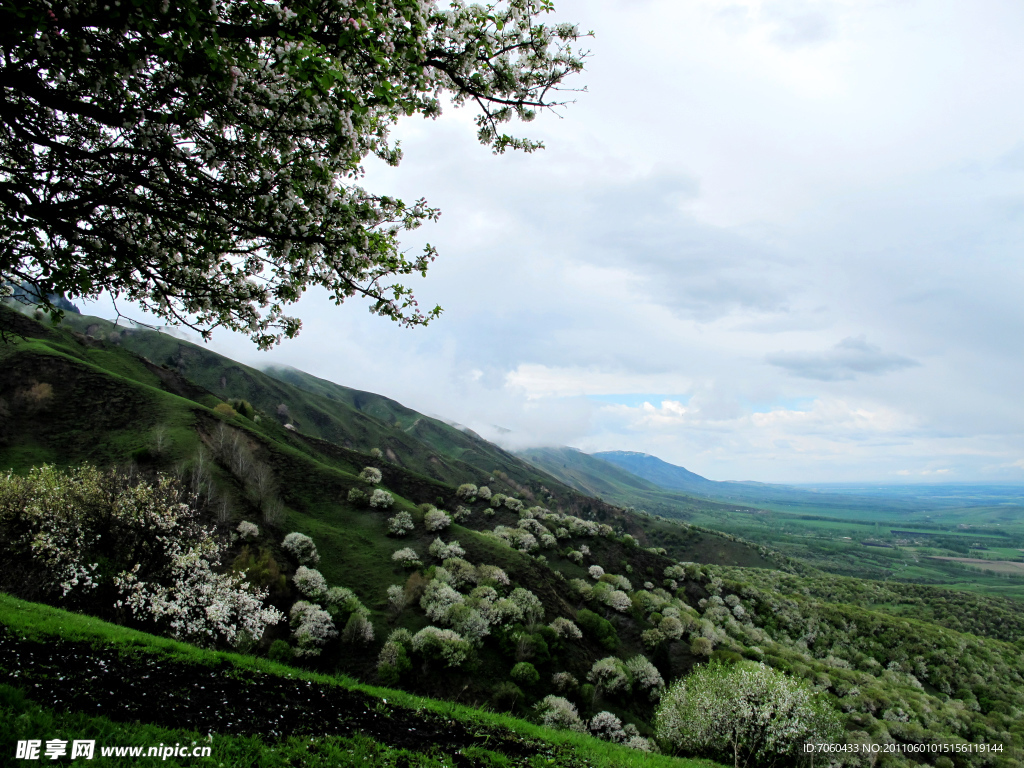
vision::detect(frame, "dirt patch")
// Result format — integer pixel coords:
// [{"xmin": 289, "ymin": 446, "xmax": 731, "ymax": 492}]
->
[{"xmin": 0, "ymin": 630, "xmax": 589, "ymax": 764}]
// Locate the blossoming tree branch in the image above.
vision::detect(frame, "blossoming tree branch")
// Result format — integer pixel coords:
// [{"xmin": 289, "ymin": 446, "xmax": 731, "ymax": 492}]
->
[{"xmin": 0, "ymin": 0, "xmax": 588, "ymax": 346}]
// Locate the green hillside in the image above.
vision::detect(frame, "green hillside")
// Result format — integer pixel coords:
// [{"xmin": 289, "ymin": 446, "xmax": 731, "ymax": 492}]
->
[{"xmin": 3, "ymin": 305, "xmax": 1024, "ymax": 766}]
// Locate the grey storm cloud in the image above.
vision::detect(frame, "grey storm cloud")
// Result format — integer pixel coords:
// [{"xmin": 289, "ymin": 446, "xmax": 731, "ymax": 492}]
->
[{"xmin": 766, "ymin": 336, "xmax": 920, "ymax": 381}]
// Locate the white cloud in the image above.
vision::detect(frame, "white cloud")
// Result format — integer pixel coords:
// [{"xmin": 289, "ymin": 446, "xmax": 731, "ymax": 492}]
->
[
  {"xmin": 766, "ymin": 336, "xmax": 919, "ymax": 380},
  {"xmin": 76, "ymin": 0, "xmax": 1024, "ymax": 484}
]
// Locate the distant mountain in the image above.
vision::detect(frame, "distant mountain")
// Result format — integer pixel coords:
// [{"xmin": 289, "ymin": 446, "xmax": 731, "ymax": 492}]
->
[
  {"xmin": 591, "ymin": 450, "xmax": 935, "ymax": 513},
  {"xmin": 592, "ymin": 451, "xmax": 721, "ymax": 495}
]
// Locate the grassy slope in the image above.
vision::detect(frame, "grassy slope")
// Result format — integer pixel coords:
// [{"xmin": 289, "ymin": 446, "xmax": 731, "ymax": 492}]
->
[
  {"xmin": 59, "ymin": 311, "xmax": 581, "ymax": 497},
  {"xmin": 0, "ymin": 306, "xmax": 779, "ymax": 684},
  {"xmin": 0, "ymin": 594, "xmax": 717, "ymax": 768}
]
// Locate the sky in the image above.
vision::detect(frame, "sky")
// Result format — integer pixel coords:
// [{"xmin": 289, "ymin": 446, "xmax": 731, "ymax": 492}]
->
[{"xmin": 91, "ymin": 0, "xmax": 1024, "ymax": 483}]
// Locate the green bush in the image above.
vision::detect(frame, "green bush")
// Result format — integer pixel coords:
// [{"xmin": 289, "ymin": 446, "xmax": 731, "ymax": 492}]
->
[
  {"xmin": 490, "ymin": 681, "xmax": 523, "ymax": 712},
  {"xmin": 227, "ymin": 398, "xmax": 256, "ymax": 420},
  {"xmin": 267, "ymin": 639, "xmax": 294, "ymax": 664},
  {"xmin": 576, "ymin": 609, "xmax": 619, "ymax": 651},
  {"xmin": 510, "ymin": 661, "xmax": 539, "ymax": 688}
]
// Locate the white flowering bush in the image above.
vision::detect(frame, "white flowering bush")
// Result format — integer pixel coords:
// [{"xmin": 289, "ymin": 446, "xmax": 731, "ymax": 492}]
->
[
  {"xmin": 452, "ymin": 505, "xmax": 472, "ymax": 522},
  {"xmin": 424, "ymin": 508, "xmax": 452, "ymax": 532},
  {"xmin": 391, "ymin": 547, "xmax": 422, "ymax": 568},
  {"xmin": 660, "ymin": 616, "xmax": 685, "ymax": 641},
  {"xmin": 588, "ymin": 565, "xmax": 605, "ymax": 581},
  {"xmin": 359, "ymin": 466, "xmax": 383, "ymax": 485},
  {"xmin": 509, "ymin": 587, "xmax": 545, "ymax": 625},
  {"xmin": 281, "ymin": 532, "xmax": 319, "ymax": 566},
  {"xmin": 411, "ymin": 626, "xmax": 470, "ymax": 668},
  {"xmin": 377, "ymin": 629, "xmax": 413, "ymax": 685},
  {"xmin": 549, "ymin": 617, "xmax": 583, "ymax": 640},
  {"xmin": 386, "ymin": 584, "xmax": 409, "ymax": 615},
  {"xmin": 626, "ymin": 655, "xmax": 665, "ymax": 700},
  {"xmin": 456, "ymin": 483, "xmax": 477, "ymax": 500},
  {"xmin": 551, "ymin": 672, "xmax": 579, "ymax": 692},
  {"xmin": 476, "ymin": 565, "xmax": 511, "ymax": 587},
  {"xmin": 655, "ymin": 661, "xmax": 842, "ymax": 764},
  {"xmin": 504, "ymin": 496, "xmax": 524, "ymax": 512},
  {"xmin": 602, "ymin": 589, "xmax": 632, "ymax": 614},
  {"xmin": 421, "ymin": 579, "xmax": 465, "ymax": 622},
  {"xmin": 324, "ymin": 586, "xmax": 362, "ymax": 614},
  {"xmin": 236, "ymin": 520, "xmax": 259, "ymax": 541},
  {"xmin": 293, "ymin": 566, "xmax": 328, "ymax": 600},
  {"xmin": 535, "ymin": 695, "xmax": 586, "ymax": 732},
  {"xmin": 441, "ymin": 558, "xmax": 477, "ymax": 590},
  {"xmin": 369, "ymin": 489, "xmax": 394, "ymax": 509},
  {"xmin": 387, "ymin": 510, "xmax": 414, "ymax": 536},
  {"xmin": 290, "ymin": 601, "xmax": 337, "ymax": 657},
  {"xmin": 588, "ymin": 657, "xmax": 632, "ymax": 697},
  {"xmin": 477, "ymin": 486, "xmax": 492, "ymax": 501},
  {"xmin": 589, "ymin": 711, "xmax": 626, "ymax": 742},
  {"xmin": 490, "ymin": 525, "xmax": 538, "ymax": 553},
  {"xmin": 0, "ymin": 465, "xmax": 283, "ymax": 648},
  {"xmin": 341, "ymin": 611, "xmax": 375, "ymax": 644},
  {"xmin": 428, "ymin": 538, "xmax": 465, "ymax": 560},
  {"xmin": 489, "ymin": 493, "xmax": 506, "ymax": 508}
]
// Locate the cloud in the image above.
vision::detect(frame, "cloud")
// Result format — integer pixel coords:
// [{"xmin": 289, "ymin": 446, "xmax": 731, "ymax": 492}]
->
[
  {"xmin": 761, "ymin": 0, "xmax": 839, "ymax": 49},
  {"xmin": 766, "ymin": 336, "xmax": 920, "ymax": 381}
]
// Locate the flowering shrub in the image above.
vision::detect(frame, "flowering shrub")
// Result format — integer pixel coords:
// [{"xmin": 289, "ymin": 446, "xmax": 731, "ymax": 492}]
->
[
  {"xmin": 509, "ymin": 587, "xmax": 545, "ymax": 625},
  {"xmin": 503, "ymin": 496, "xmax": 524, "ymax": 512},
  {"xmin": 489, "ymin": 493, "xmax": 506, "ymax": 508},
  {"xmin": 420, "ymin": 579, "xmax": 465, "ymax": 622},
  {"xmin": 281, "ymin": 532, "xmax": 319, "ymax": 566},
  {"xmin": 476, "ymin": 565, "xmax": 510, "ymax": 587},
  {"xmin": 359, "ymin": 466, "xmax": 383, "ymax": 485},
  {"xmin": 477, "ymin": 486, "xmax": 492, "ymax": 501},
  {"xmin": 602, "ymin": 589, "xmax": 632, "ymax": 613},
  {"xmin": 655, "ymin": 661, "xmax": 841, "ymax": 764},
  {"xmin": 0, "ymin": 465, "xmax": 282, "ymax": 648},
  {"xmin": 551, "ymin": 672, "xmax": 579, "ymax": 693},
  {"xmin": 549, "ymin": 617, "xmax": 583, "ymax": 640},
  {"xmin": 411, "ymin": 626, "xmax": 470, "ymax": 668},
  {"xmin": 387, "ymin": 511, "xmax": 414, "ymax": 536},
  {"xmin": 369, "ymin": 489, "xmax": 394, "ymax": 509},
  {"xmin": 341, "ymin": 611, "xmax": 375, "ymax": 644},
  {"xmin": 626, "ymin": 655, "xmax": 665, "ymax": 699},
  {"xmin": 428, "ymin": 538, "xmax": 465, "ymax": 560},
  {"xmin": 289, "ymin": 601, "xmax": 337, "ymax": 657},
  {"xmin": 391, "ymin": 547, "xmax": 422, "ymax": 568},
  {"xmin": 236, "ymin": 520, "xmax": 259, "ymax": 541},
  {"xmin": 293, "ymin": 566, "xmax": 328, "ymax": 600},
  {"xmin": 452, "ymin": 505, "xmax": 472, "ymax": 522},
  {"xmin": 377, "ymin": 629, "xmax": 412, "ymax": 685},
  {"xmin": 455, "ymin": 483, "xmax": 477, "ymax": 500},
  {"xmin": 589, "ymin": 711, "xmax": 625, "ymax": 742},
  {"xmin": 535, "ymin": 695, "xmax": 586, "ymax": 732},
  {"xmin": 588, "ymin": 657, "xmax": 631, "ymax": 697},
  {"xmin": 386, "ymin": 584, "xmax": 409, "ymax": 615},
  {"xmin": 424, "ymin": 508, "xmax": 452, "ymax": 532},
  {"xmin": 324, "ymin": 586, "xmax": 363, "ymax": 615},
  {"xmin": 441, "ymin": 558, "xmax": 477, "ymax": 590}
]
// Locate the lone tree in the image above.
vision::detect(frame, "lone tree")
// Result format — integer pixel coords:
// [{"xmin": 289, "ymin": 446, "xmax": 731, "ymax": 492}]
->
[
  {"xmin": 655, "ymin": 661, "xmax": 841, "ymax": 768},
  {"xmin": 1, "ymin": 0, "xmax": 587, "ymax": 346}
]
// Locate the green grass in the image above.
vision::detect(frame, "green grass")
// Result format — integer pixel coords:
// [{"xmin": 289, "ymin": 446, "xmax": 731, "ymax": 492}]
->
[{"xmin": 0, "ymin": 594, "xmax": 718, "ymax": 768}]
